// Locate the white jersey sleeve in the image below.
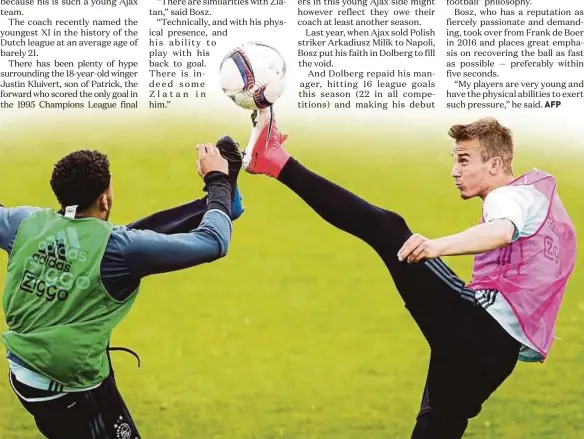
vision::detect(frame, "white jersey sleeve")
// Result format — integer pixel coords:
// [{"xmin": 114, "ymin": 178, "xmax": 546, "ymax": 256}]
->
[{"xmin": 482, "ymin": 185, "xmax": 549, "ymax": 242}]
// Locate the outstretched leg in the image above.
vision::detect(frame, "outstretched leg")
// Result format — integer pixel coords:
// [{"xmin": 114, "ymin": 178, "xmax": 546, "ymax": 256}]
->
[
  {"xmin": 242, "ymin": 108, "xmax": 474, "ymax": 344},
  {"xmin": 127, "ymin": 186, "xmax": 244, "ymax": 233}
]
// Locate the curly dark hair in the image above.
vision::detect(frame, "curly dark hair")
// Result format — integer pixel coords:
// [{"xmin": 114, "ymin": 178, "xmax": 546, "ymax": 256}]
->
[{"xmin": 50, "ymin": 150, "xmax": 111, "ymax": 211}]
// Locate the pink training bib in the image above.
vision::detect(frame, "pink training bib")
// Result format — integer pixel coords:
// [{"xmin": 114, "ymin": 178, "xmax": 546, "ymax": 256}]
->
[{"xmin": 467, "ymin": 169, "xmax": 577, "ymax": 359}]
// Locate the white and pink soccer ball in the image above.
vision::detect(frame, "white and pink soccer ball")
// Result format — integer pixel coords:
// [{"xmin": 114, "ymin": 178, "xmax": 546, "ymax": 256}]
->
[{"xmin": 219, "ymin": 41, "xmax": 287, "ymax": 110}]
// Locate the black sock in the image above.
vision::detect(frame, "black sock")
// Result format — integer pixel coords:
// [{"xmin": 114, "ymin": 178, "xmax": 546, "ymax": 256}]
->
[
  {"xmin": 228, "ymin": 166, "xmax": 240, "ymax": 201},
  {"xmin": 215, "ymin": 136, "xmax": 242, "ymax": 201}
]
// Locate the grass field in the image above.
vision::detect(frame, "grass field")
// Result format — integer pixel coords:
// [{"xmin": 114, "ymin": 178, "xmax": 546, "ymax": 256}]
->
[{"xmin": 0, "ymin": 114, "xmax": 582, "ymax": 438}]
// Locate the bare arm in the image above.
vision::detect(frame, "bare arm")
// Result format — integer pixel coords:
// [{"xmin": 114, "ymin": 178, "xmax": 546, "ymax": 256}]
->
[
  {"xmin": 434, "ymin": 219, "xmax": 515, "ymax": 256},
  {"xmin": 398, "ymin": 185, "xmax": 534, "ymax": 263}
]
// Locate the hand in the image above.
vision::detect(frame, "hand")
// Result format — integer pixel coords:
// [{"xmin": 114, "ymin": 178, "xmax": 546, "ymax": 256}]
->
[
  {"xmin": 397, "ymin": 233, "xmax": 443, "ymax": 263},
  {"xmin": 196, "ymin": 143, "xmax": 228, "ymax": 178}
]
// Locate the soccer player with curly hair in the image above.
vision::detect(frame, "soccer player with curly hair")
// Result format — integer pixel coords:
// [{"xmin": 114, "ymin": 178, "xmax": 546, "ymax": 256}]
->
[{"xmin": 1, "ymin": 137, "xmax": 244, "ymax": 438}]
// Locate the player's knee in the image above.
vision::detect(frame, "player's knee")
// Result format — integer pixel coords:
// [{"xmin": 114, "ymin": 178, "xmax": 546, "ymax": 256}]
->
[{"xmin": 376, "ymin": 209, "xmax": 411, "ymax": 236}]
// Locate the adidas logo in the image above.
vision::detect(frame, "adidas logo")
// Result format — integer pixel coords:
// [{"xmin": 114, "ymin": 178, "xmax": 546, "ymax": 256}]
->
[{"xmin": 37, "ymin": 227, "xmax": 88, "ymax": 262}]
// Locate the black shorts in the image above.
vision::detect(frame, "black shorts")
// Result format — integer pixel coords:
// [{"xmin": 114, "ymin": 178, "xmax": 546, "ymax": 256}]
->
[{"xmin": 10, "ymin": 372, "xmax": 140, "ymax": 439}]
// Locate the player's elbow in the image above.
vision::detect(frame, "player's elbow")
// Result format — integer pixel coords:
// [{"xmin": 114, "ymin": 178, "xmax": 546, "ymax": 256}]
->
[
  {"xmin": 194, "ymin": 210, "xmax": 233, "ymax": 261},
  {"xmin": 200, "ymin": 222, "xmax": 232, "ymax": 261},
  {"xmin": 214, "ymin": 227, "xmax": 231, "ymax": 259}
]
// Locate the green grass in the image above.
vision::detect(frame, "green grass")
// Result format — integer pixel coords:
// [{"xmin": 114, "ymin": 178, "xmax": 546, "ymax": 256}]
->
[{"xmin": 0, "ymin": 114, "xmax": 583, "ymax": 438}]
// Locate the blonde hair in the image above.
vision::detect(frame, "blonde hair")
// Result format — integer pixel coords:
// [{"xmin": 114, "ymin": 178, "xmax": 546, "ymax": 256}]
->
[{"xmin": 448, "ymin": 117, "xmax": 514, "ymax": 174}]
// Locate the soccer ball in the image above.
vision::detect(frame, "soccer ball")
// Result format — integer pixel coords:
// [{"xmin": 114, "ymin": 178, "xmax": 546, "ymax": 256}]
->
[{"xmin": 219, "ymin": 42, "xmax": 287, "ymax": 110}]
